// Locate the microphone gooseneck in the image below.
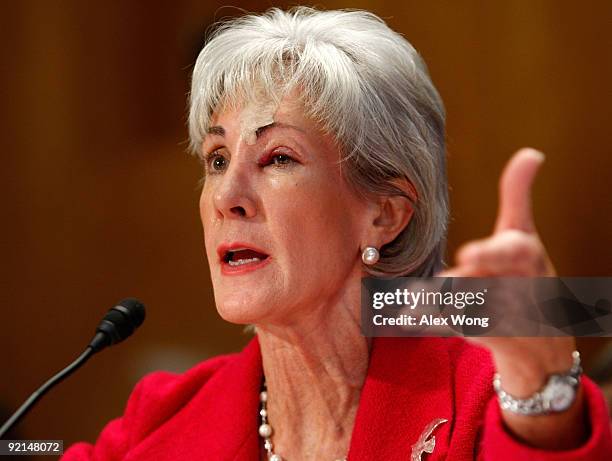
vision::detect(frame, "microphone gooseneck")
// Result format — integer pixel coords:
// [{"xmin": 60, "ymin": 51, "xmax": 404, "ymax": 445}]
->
[{"xmin": 0, "ymin": 298, "xmax": 146, "ymax": 439}]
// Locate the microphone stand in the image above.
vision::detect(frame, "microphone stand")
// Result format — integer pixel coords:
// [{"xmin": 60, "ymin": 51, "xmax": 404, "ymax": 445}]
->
[{"xmin": 0, "ymin": 347, "xmax": 94, "ymax": 438}]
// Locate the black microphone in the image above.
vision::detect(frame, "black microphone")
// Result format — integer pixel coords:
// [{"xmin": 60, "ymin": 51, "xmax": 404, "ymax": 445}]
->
[
  {"xmin": 89, "ymin": 297, "xmax": 146, "ymax": 352},
  {"xmin": 0, "ymin": 298, "xmax": 146, "ymax": 438}
]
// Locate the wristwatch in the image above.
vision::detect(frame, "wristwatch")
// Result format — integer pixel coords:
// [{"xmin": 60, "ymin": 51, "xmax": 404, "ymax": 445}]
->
[{"xmin": 493, "ymin": 350, "xmax": 582, "ymax": 415}]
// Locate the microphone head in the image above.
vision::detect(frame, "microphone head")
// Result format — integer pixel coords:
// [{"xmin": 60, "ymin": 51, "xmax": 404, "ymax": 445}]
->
[
  {"xmin": 113, "ymin": 297, "xmax": 146, "ymax": 330},
  {"xmin": 89, "ymin": 298, "xmax": 146, "ymax": 352}
]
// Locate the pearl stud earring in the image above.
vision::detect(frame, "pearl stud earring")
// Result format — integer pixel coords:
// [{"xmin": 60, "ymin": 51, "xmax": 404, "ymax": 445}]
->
[{"xmin": 362, "ymin": 246, "xmax": 380, "ymax": 265}]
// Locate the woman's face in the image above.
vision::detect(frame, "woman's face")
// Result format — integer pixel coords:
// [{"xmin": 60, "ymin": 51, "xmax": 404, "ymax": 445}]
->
[{"xmin": 199, "ymin": 95, "xmax": 373, "ymax": 325}]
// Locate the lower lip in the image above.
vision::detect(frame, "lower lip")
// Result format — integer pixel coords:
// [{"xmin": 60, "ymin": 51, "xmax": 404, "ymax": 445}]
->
[{"xmin": 220, "ymin": 257, "xmax": 271, "ymax": 275}]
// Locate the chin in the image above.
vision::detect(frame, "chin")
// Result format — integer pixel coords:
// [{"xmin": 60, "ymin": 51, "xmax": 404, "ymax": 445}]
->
[{"xmin": 214, "ymin": 295, "xmax": 273, "ymax": 325}]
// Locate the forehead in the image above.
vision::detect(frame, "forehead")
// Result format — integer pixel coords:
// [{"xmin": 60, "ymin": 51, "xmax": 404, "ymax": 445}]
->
[
  {"xmin": 209, "ymin": 91, "xmax": 305, "ymax": 128},
  {"xmin": 204, "ymin": 94, "xmax": 344, "ymax": 167},
  {"xmin": 205, "ymin": 92, "xmax": 327, "ymax": 145}
]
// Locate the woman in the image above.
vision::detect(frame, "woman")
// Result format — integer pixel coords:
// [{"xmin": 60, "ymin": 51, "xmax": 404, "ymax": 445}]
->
[{"xmin": 63, "ymin": 7, "xmax": 611, "ymax": 460}]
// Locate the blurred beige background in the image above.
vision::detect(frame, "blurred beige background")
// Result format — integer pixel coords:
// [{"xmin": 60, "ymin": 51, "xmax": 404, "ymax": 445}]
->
[{"xmin": 1, "ymin": 0, "xmax": 610, "ymax": 455}]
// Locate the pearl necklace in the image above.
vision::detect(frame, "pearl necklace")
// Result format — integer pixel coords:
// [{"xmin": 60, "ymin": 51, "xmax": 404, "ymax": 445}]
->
[{"xmin": 258, "ymin": 382, "xmax": 348, "ymax": 461}]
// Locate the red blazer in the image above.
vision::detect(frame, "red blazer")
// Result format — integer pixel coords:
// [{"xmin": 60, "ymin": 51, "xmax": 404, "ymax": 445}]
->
[{"xmin": 62, "ymin": 337, "xmax": 612, "ymax": 460}]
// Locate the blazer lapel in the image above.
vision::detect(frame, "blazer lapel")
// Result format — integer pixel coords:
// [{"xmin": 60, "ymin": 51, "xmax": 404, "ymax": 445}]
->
[
  {"xmin": 348, "ymin": 337, "xmax": 453, "ymax": 461},
  {"xmin": 130, "ymin": 337, "xmax": 263, "ymax": 461},
  {"xmin": 205, "ymin": 337, "xmax": 263, "ymax": 461}
]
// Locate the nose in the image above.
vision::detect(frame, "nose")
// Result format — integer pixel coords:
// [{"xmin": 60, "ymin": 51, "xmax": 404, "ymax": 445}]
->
[{"xmin": 212, "ymin": 159, "xmax": 258, "ymax": 220}]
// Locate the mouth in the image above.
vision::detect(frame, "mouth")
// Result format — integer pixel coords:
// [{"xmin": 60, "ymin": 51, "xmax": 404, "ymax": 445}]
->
[
  {"xmin": 217, "ymin": 244, "xmax": 271, "ymax": 274},
  {"xmin": 223, "ymin": 248, "xmax": 269, "ymax": 266}
]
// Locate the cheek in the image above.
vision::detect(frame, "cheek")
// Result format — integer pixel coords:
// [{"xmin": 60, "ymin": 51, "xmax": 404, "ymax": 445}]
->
[
  {"xmin": 199, "ymin": 187, "xmax": 217, "ymax": 255},
  {"xmin": 198, "ymin": 190, "xmax": 208, "ymax": 224},
  {"xmin": 269, "ymin": 175, "xmax": 361, "ymax": 269},
  {"xmin": 199, "ymin": 181, "xmax": 216, "ymax": 224}
]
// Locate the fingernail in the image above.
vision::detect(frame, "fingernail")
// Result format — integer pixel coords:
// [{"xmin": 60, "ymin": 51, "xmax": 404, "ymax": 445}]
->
[{"xmin": 523, "ymin": 148, "xmax": 545, "ymax": 162}]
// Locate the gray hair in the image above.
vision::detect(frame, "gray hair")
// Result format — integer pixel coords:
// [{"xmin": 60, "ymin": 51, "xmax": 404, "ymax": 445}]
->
[{"xmin": 189, "ymin": 7, "xmax": 449, "ymax": 277}]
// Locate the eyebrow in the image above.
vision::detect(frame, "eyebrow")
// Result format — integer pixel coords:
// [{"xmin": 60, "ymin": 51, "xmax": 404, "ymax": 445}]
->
[
  {"xmin": 205, "ymin": 122, "xmax": 304, "ymax": 140},
  {"xmin": 207, "ymin": 125, "xmax": 225, "ymax": 137}
]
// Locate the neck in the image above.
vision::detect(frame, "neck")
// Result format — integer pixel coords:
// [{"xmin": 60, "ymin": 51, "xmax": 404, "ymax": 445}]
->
[{"xmin": 255, "ymin": 288, "xmax": 371, "ymax": 460}]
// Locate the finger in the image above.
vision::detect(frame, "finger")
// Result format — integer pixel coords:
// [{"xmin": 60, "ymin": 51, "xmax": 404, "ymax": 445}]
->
[
  {"xmin": 456, "ymin": 231, "xmax": 545, "ymax": 276},
  {"xmin": 436, "ymin": 264, "xmax": 483, "ymax": 278},
  {"xmin": 494, "ymin": 148, "xmax": 545, "ymax": 234}
]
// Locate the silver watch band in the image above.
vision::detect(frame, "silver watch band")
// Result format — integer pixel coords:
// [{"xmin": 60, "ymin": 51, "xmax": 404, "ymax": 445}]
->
[{"xmin": 493, "ymin": 350, "xmax": 582, "ymax": 415}]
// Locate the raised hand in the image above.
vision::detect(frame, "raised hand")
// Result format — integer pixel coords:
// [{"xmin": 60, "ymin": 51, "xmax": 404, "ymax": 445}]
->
[{"xmin": 438, "ymin": 148, "xmax": 584, "ymax": 449}]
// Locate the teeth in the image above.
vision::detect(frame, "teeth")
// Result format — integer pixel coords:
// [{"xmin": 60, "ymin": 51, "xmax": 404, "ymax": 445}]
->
[{"xmin": 228, "ymin": 257, "xmax": 261, "ymax": 267}]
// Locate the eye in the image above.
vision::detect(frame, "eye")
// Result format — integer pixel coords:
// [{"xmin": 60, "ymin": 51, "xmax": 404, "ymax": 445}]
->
[
  {"xmin": 270, "ymin": 153, "xmax": 293, "ymax": 166},
  {"xmin": 261, "ymin": 150, "xmax": 296, "ymax": 168},
  {"xmin": 204, "ymin": 149, "xmax": 228, "ymax": 174}
]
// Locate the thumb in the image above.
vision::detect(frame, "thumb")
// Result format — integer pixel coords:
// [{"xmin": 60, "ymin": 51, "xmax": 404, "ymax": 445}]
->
[{"xmin": 494, "ymin": 148, "xmax": 545, "ymax": 234}]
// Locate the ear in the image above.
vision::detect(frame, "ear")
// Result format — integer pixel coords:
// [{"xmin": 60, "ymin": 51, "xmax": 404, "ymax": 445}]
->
[{"xmin": 364, "ymin": 195, "xmax": 414, "ymax": 249}]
